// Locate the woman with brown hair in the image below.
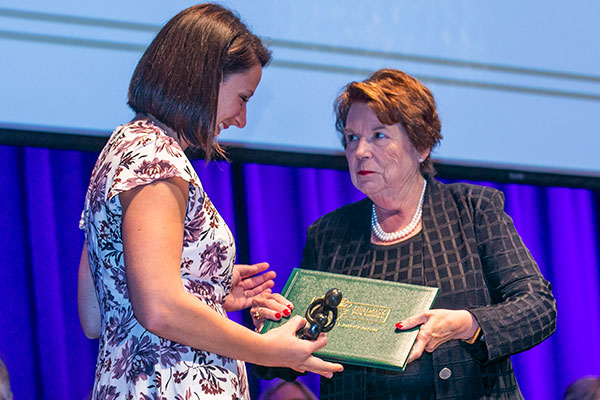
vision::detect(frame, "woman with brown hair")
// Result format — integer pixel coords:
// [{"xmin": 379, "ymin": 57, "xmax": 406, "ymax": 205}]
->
[{"xmin": 77, "ymin": 4, "xmax": 342, "ymax": 399}]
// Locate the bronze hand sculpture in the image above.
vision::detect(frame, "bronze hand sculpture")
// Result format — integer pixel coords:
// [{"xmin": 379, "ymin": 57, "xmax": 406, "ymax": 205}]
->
[
  {"xmin": 299, "ymin": 288, "xmax": 342, "ymax": 340},
  {"xmin": 256, "ymin": 288, "xmax": 343, "ymax": 381}
]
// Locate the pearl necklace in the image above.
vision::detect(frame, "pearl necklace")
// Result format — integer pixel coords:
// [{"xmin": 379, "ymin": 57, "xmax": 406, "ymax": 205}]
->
[{"xmin": 371, "ymin": 179, "xmax": 427, "ymax": 242}]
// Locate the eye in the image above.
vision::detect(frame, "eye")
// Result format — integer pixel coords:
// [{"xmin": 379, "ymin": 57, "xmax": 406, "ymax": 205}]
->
[
  {"xmin": 345, "ymin": 133, "xmax": 359, "ymax": 143},
  {"xmin": 374, "ymin": 131, "xmax": 386, "ymax": 139},
  {"xmin": 239, "ymin": 95, "xmax": 249, "ymax": 104}
]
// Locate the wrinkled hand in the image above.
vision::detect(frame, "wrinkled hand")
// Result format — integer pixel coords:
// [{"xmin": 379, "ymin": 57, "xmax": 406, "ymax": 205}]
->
[
  {"xmin": 224, "ymin": 263, "xmax": 275, "ymax": 312},
  {"xmin": 261, "ymin": 315, "xmax": 344, "ymax": 378},
  {"xmin": 250, "ymin": 291, "xmax": 293, "ymax": 331},
  {"xmin": 398, "ymin": 309, "xmax": 478, "ymax": 364}
]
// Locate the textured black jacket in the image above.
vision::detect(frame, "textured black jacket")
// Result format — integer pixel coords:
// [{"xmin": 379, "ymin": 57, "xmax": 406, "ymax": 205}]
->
[{"xmin": 300, "ymin": 176, "xmax": 557, "ymax": 399}]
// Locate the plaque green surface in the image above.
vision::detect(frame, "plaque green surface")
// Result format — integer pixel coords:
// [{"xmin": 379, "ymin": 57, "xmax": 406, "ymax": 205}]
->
[{"xmin": 261, "ymin": 268, "xmax": 439, "ymax": 371}]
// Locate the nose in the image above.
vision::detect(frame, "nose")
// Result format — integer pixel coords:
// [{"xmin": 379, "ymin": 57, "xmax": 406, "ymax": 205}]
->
[
  {"xmin": 232, "ymin": 104, "xmax": 247, "ymax": 129},
  {"xmin": 355, "ymin": 137, "xmax": 371, "ymax": 159}
]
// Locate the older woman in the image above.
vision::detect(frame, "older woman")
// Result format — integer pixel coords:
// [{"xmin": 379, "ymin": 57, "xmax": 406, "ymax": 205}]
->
[{"xmin": 297, "ymin": 69, "xmax": 557, "ymax": 399}]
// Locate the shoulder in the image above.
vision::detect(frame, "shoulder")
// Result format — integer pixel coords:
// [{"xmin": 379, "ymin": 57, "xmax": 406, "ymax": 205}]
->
[
  {"xmin": 110, "ymin": 120, "xmax": 186, "ymax": 158},
  {"xmin": 430, "ymin": 178, "xmax": 504, "ymax": 212},
  {"xmin": 104, "ymin": 120, "xmax": 200, "ymax": 200}
]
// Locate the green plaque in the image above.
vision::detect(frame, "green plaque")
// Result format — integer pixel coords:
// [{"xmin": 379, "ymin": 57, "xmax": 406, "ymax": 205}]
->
[{"xmin": 261, "ymin": 268, "xmax": 439, "ymax": 371}]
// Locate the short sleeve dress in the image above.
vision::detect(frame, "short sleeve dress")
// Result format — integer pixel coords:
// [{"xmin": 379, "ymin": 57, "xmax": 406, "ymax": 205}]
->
[{"xmin": 79, "ymin": 120, "xmax": 250, "ymax": 400}]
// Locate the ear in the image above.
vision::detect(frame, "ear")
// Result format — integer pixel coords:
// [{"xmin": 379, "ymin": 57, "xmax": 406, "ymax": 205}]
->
[{"xmin": 418, "ymin": 148, "xmax": 431, "ymax": 163}]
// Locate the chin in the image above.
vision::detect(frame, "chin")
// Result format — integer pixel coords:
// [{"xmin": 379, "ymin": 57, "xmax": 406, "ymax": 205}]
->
[{"xmin": 355, "ymin": 183, "xmax": 378, "ymax": 196}]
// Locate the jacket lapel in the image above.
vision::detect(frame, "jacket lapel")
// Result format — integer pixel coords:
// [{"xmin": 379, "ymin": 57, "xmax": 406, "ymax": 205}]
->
[{"xmin": 420, "ymin": 177, "xmax": 483, "ymax": 309}]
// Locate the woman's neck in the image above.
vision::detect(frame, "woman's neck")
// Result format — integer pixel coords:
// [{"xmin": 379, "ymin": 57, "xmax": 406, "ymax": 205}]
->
[{"xmin": 371, "ymin": 176, "xmax": 426, "ymax": 242}]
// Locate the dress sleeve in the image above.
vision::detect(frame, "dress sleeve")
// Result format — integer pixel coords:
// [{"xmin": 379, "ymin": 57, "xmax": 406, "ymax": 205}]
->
[
  {"xmin": 106, "ymin": 130, "xmax": 199, "ymax": 201},
  {"xmin": 467, "ymin": 190, "xmax": 556, "ymax": 362}
]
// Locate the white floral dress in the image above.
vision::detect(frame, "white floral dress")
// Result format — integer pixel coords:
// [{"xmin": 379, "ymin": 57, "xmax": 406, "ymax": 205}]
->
[{"xmin": 80, "ymin": 120, "xmax": 249, "ymax": 400}]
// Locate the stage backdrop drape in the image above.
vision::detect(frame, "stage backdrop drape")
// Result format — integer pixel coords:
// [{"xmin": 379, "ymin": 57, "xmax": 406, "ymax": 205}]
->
[{"xmin": 1, "ymin": 144, "xmax": 599, "ymax": 400}]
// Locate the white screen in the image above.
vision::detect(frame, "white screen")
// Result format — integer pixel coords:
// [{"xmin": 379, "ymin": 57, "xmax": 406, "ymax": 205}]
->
[{"xmin": 1, "ymin": 1, "xmax": 599, "ymax": 177}]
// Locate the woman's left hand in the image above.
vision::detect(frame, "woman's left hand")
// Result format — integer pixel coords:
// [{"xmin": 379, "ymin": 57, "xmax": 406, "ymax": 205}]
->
[
  {"xmin": 398, "ymin": 309, "xmax": 479, "ymax": 364},
  {"xmin": 250, "ymin": 291, "xmax": 293, "ymax": 331},
  {"xmin": 224, "ymin": 263, "xmax": 276, "ymax": 312}
]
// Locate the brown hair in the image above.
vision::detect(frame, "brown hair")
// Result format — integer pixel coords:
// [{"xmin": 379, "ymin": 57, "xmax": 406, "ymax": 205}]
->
[
  {"xmin": 0, "ymin": 356, "xmax": 11, "ymax": 400},
  {"xmin": 563, "ymin": 376, "xmax": 600, "ymax": 400},
  {"xmin": 334, "ymin": 68, "xmax": 442, "ymax": 175},
  {"xmin": 128, "ymin": 3, "xmax": 271, "ymax": 159}
]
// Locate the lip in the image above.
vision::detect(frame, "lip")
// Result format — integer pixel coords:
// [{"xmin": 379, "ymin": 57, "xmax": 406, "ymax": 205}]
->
[
  {"xmin": 216, "ymin": 122, "xmax": 227, "ymax": 136},
  {"xmin": 357, "ymin": 170, "xmax": 375, "ymax": 176}
]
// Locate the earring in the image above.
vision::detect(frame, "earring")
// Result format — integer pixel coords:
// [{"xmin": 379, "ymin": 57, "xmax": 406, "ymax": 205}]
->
[{"xmin": 418, "ymin": 157, "xmax": 424, "ymax": 163}]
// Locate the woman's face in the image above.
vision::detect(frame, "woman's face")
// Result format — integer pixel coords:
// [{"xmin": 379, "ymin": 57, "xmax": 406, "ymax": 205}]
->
[
  {"xmin": 215, "ymin": 63, "xmax": 262, "ymax": 135},
  {"xmin": 344, "ymin": 102, "xmax": 428, "ymax": 200}
]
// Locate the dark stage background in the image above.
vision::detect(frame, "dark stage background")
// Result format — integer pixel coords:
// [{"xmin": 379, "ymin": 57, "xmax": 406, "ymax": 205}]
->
[{"xmin": 1, "ymin": 143, "xmax": 599, "ymax": 399}]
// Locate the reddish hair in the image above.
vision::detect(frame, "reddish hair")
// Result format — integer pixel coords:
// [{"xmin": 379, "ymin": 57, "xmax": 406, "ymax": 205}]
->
[{"xmin": 335, "ymin": 68, "xmax": 442, "ymax": 175}]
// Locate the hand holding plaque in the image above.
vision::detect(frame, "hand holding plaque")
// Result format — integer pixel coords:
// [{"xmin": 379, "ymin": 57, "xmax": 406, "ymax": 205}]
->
[{"xmin": 255, "ymin": 288, "xmax": 342, "ymax": 381}]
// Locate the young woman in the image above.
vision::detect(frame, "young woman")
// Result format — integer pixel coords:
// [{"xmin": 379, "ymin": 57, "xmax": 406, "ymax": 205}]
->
[{"xmin": 77, "ymin": 4, "xmax": 342, "ymax": 399}]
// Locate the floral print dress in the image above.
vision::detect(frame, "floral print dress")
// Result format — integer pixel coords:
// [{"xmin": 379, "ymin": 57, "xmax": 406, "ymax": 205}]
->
[{"xmin": 80, "ymin": 120, "xmax": 249, "ymax": 400}]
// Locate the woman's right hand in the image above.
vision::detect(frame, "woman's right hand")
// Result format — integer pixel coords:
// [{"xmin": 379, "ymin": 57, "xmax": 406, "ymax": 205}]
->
[
  {"xmin": 398, "ymin": 309, "xmax": 479, "ymax": 364},
  {"xmin": 260, "ymin": 315, "xmax": 343, "ymax": 378}
]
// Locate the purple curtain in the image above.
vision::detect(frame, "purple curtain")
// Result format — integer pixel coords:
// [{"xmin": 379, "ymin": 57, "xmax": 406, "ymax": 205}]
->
[{"xmin": 1, "ymin": 144, "xmax": 599, "ymax": 400}]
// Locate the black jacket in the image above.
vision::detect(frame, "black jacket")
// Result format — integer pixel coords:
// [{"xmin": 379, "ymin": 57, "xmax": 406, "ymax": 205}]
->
[{"xmin": 300, "ymin": 176, "xmax": 556, "ymax": 400}]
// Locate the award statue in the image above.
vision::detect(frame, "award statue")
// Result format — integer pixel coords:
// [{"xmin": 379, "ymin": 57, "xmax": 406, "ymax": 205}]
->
[
  {"xmin": 255, "ymin": 288, "xmax": 343, "ymax": 381},
  {"xmin": 298, "ymin": 288, "xmax": 342, "ymax": 340}
]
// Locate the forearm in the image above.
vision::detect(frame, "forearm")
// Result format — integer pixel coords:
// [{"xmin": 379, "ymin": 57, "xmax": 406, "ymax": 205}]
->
[
  {"xmin": 77, "ymin": 243, "xmax": 101, "ymax": 339},
  {"xmin": 468, "ymin": 277, "xmax": 556, "ymax": 360},
  {"xmin": 136, "ymin": 293, "xmax": 344, "ymax": 378},
  {"xmin": 135, "ymin": 289, "xmax": 282, "ymax": 366}
]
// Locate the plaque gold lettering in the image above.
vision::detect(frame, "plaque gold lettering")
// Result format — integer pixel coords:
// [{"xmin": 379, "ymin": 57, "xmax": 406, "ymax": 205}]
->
[{"xmin": 337, "ymin": 298, "xmax": 390, "ymax": 324}]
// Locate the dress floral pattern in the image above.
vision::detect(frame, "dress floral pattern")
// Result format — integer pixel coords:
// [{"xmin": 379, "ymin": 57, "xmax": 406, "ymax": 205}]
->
[{"xmin": 80, "ymin": 120, "xmax": 249, "ymax": 400}]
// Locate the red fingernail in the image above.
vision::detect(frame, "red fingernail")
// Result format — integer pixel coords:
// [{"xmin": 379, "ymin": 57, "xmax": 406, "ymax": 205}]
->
[
  {"xmin": 283, "ymin": 308, "xmax": 290, "ymax": 316},
  {"xmin": 395, "ymin": 322, "xmax": 403, "ymax": 330},
  {"xmin": 275, "ymin": 313, "xmax": 282, "ymax": 319},
  {"xmin": 287, "ymin": 304, "xmax": 294, "ymax": 310}
]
